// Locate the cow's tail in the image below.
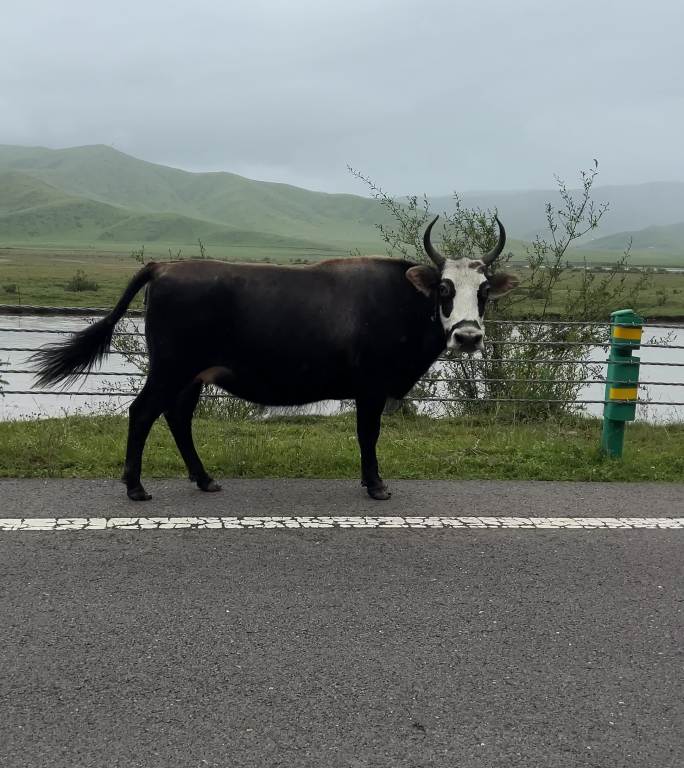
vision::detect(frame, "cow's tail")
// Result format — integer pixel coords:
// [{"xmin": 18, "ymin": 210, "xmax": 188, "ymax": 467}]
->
[{"xmin": 31, "ymin": 262, "xmax": 157, "ymax": 387}]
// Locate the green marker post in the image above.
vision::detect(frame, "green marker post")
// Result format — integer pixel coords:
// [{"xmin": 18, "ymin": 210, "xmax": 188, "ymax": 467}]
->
[{"xmin": 601, "ymin": 309, "xmax": 643, "ymax": 458}]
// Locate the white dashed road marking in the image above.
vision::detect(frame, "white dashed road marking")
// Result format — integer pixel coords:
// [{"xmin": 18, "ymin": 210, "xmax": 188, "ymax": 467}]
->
[{"xmin": 0, "ymin": 516, "xmax": 682, "ymax": 531}]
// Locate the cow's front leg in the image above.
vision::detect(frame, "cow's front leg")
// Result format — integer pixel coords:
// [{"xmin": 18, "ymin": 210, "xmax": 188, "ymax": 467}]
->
[{"xmin": 355, "ymin": 393, "xmax": 391, "ymax": 500}]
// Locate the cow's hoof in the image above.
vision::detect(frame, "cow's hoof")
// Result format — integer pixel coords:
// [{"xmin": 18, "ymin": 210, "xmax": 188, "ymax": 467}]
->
[
  {"xmin": 365, "ymin": 483, "xmax": 391, "ymax": 501},
  {"xmin": 188, "ymin": 473, "xmax": 197, "ymax": 482},
  {"xmin": 198, "ymin": 479, "xmax": 222, "ymax": 493},
  {"xmin": 127, "ymin": 486, "xmax": 152, "ymax": 501}
]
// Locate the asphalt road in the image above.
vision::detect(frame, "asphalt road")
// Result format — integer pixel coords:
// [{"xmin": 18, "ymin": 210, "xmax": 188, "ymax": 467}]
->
[{"xmin": 1, "ymin": 479, "xmax": 683, "ymax": 768}]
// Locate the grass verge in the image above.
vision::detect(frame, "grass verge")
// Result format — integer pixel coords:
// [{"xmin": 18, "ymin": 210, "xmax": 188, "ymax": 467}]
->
[{"xmin": 0, "ymin": 414, "xmax": 682, "ymax": 482}]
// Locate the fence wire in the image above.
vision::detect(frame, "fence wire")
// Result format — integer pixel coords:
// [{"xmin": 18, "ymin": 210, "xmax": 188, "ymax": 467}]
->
[
  {"xmin": 3, "ymin": 346, "xmax": 684, "ymax": 368},
  {"xmin": 6, "ymin": 369, "xmax": 683, "ymax": 387},
  {"xmin": 2, "ymin": 317, "xmax": 683, "ymax": 412},
  {"xmin": 2, "ymin": 303, "xmax": 682, "ymax": 325},
  {"xmin": 2, "ymin": 306, "xmax": 682, "ymax": 329},
  {"xmin": 6, "ymin": 389, "xmax": 683, "ymax": 406},
  {"xmin": 3, "ymin": 326, "xmax": 683, "ymax": 350}
]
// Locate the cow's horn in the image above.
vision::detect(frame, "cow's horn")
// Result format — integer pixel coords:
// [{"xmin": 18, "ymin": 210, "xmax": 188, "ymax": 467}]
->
[
  {"xmin": 423, "ymin": 215, "xmax": 446, "ymax": 269},
  {"xmin": 481, "ymin": 216, "xmax": 506, "ymax": 266}
]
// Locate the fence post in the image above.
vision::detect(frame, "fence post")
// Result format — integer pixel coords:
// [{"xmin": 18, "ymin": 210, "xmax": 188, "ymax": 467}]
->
[{"xmin": 601, "ymin": 308, "xmax": 643, "ymax": 458}]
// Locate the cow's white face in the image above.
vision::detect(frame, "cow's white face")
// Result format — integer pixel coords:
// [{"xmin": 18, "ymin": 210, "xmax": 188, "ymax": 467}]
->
[
  {"xmin": 406, "ymin": 258, "xmax": 518, "ymax": 353},
  {"xmin": 405, "ymin": 214, "xmax": 519, "ymax": 353},
  {"xmin": 439, "ymin": 259, "xmax": 489, "ymax": 352}
]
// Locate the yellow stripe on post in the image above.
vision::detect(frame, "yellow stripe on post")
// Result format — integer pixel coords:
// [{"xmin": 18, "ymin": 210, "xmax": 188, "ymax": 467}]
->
[
  {"xmin": 609, "ymin": 387, "xmax": 638, "ymax": 401},
  {"xmin": 612, "ymin": 326, "xmax": 642, "ymax": 341}
]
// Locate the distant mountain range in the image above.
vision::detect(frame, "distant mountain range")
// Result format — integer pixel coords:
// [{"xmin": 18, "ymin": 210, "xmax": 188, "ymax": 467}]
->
[
  {"xmin": 431, "ymin": 183, "xmax": 684, "ymax": 245},
  {"xmin": 576, "ymin": 220, "xmax": 684, "ymax": 256},
  {"xmin": 0, "ymin": 144, "xmax": 682, "ymax": 264}
]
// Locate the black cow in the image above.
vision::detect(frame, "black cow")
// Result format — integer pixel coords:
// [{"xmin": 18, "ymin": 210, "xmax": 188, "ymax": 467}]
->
[{"xmin": 32, "ymin": 216, "xmax": 517, "ymax": 501}]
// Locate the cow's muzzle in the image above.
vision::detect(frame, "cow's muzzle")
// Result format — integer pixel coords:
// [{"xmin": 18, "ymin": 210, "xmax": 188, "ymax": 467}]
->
[{"xmin": 448, "ymin": 321, "xmax": 484, "ymax": 353}]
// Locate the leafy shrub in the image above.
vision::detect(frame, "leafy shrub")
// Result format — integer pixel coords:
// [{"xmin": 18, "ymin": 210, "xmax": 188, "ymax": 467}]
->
[
  {"xmin": 350, "ymin": 162, "xmax": 654, "ymax": 420},
  {"xmin": 131, "ymin": 246, "xmax": 147, "ymax": 265},
  {"xmin": 65, "ymin": 270, "xmax": 99, "ymax": 292}
]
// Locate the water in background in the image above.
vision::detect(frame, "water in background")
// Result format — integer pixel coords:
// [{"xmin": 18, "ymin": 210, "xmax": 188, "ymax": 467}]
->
[
  {"xmin": 0, "ymin": 315, "xmax": 137, "ymax": 421},
  {"xmin": 1, "ymin": 314, "xmax": 682, "ymax": 423}
]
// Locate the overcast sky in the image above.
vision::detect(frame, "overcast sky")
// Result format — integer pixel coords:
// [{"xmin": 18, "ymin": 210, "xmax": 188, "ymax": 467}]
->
[{"xmin": 2, "ymin": 0, "xmax": 682, "ymax": 195}]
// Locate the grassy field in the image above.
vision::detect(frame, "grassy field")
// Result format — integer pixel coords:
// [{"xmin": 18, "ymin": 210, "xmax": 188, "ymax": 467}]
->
[
  {"xmin": 0, "ymin": 413, "xmax": 682, "ymax": 482},
  {"xmin": 509, "ymin": 268, "xmax": 684, "ymax": 319},
  {"xmin": 0, "ymin": 243, "xmax": 352, "ymax": 310},
  {"xmin": 2, "ymin": 246, "xmax": 684, "ymax": 318}
]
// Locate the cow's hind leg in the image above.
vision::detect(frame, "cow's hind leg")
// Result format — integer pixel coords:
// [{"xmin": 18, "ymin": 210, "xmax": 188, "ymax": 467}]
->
[
  {"xmin": 122, "ymin": 378, "xmax": 175, "ymax": 501},
  {"xmin": 164, "ymin": 382, "xmax": 221, "ymax": 493},
  {"xmin": 355, "ymin": 393, "xmax": 391, "ymax": 500}
]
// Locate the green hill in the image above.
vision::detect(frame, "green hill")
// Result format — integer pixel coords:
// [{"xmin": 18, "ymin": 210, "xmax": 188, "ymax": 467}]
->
[
  {"xmin": 0, "ymin": 173, "xmax": 131, "ymax": 242},
  {"xmin": 579, "ymin": 221, "xmax": 684, "ymax": 258},
  {"xmin": 0, "ymin": 144, "xmax": 391, "ymax": 249},
  {"xmin": 2, "ymin": 144, "xmax": 682, "ymax": 266},
  {"xmin": 98, "ymin": 212, "xmax": 334, "ymax": 251},
  {"xmin": 0, "ymin": 171, "xmax": 335, "ymax": 251},
  {"xmin": 0, "ymin": 171, "xmax": 73, "ymax": 213}
]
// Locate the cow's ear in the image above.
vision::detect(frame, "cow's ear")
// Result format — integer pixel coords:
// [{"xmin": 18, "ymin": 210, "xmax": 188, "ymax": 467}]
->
[
  {"xmin": 487, "ymin": 272, "xmax": 519, "ymax": 298},
  {"xmin": 406, "ymin": 265, "xmax": 439, "ymax": 297}
]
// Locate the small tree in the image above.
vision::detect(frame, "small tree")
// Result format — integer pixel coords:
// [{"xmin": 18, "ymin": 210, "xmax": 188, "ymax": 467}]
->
[
  {"xmin": 65, "ymin": 270, "xmax": 99, "ymax": 292},
  {"xmin": 350, "ymin": 162, "xmax": 655, "ymax": 420},
  {"xmin": 131, "ymin": 245, "xmax": 147, "ymax": 265}
]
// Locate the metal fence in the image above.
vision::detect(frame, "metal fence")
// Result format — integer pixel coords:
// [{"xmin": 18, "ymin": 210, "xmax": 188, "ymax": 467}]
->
[{"xmin": 1, "ymin": 310, "xmax": 683, "ymax": 417}]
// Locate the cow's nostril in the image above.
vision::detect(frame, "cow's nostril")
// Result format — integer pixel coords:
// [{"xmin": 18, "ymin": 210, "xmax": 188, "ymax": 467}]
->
[{"xmin": 453, "ymin": 330, "xmax": 483, "ymax": 347}]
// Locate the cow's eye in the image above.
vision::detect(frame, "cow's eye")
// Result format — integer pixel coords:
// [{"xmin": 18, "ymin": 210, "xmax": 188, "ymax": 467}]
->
[{"xmin": 439, "ymin": 282, "xmax": 452, "ymax": 298}]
